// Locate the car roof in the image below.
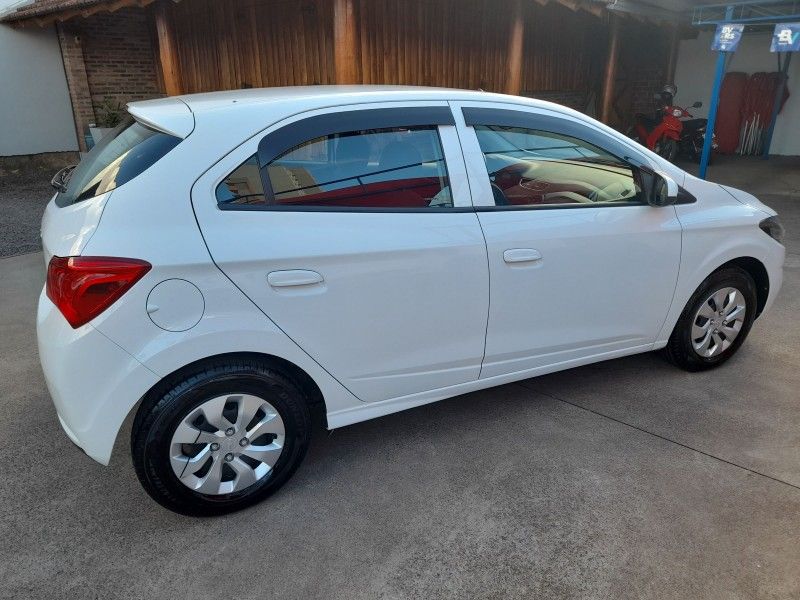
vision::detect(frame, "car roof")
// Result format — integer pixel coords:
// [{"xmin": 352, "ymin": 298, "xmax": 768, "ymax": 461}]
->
[
  {"xmin": 177, "ymin": 85, "xmax": 536, "ymax": 112},
  {"xmin": 127, "ymin": 85, "xmax": 573, "ymax": 139}
]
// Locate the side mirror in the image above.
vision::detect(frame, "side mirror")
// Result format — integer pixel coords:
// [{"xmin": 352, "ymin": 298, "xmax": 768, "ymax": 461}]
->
[
  {"xmin": 692, "ymin": 101, "xmax": 703, "ymax": 108},
  {"xmin": 645, "ymin": 170, "xmax": 678, "ymax": 207}
]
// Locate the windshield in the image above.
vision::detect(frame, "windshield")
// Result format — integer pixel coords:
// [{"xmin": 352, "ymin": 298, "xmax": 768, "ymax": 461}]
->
[{"xmin": 56, "ymin": 117, "xmax": 181, "ymax": 206}]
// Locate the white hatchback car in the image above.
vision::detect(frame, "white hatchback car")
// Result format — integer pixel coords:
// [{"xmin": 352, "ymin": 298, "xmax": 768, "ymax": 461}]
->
[{"xmin": 38, "ymin": 86, "xmax": 785, "ymax": 515}]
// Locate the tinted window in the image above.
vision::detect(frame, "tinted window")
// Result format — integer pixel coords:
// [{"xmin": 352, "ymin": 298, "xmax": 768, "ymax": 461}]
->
[
  {"xmin": 57, "ymin": 117, "xmax": 180, "ymax": 206},
  {"xmin": 215, "ymin": 155, "xmax": 265, "ymax": 206},
  {"xmin": 473, "ymin": 125, "xmax": 640, "ymax": 207},
  {"xmin": 217, "ymin": 126, "xmax": 452, "ymax": 209}
]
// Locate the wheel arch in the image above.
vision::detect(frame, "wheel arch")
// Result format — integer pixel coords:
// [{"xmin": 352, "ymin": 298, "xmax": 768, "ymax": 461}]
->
[
  {"xmin": 130, "ymin": 352, "xmax": 328, "ymax": 437},
  {"xmin": 718, "ymin": 256, "xmax": 769, "ymax": 317},
  {"xmin": 657, "ymin": 252, "xmax": 773, "ymax": 347}
]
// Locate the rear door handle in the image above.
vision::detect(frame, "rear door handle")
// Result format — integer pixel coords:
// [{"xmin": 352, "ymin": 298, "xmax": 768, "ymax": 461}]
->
[
  {"xmin": 267, "ymin": 270, "xmax": 324, "ymax": 288},
  {"xmin": 503, "ymin": 248, "xmax": 542, "ymax": 264}
]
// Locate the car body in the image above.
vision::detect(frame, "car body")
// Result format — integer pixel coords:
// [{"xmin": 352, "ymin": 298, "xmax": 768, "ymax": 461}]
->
[{"xmin": 37, "ymin": 86, "xmax": 785, "ymax": 514}]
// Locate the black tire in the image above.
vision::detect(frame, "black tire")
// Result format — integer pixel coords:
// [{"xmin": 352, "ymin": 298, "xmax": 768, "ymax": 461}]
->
[
  {"xmin": 132, "ymin": 357, "xmax": 312, "ymax": 516},
  {"xmin": 663, "ymin": 267, "xmax": 757, "ymax": 372}
]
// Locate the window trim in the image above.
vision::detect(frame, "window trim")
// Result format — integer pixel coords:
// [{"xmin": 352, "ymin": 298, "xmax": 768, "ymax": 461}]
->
[
  {"xmin": 462, "ymin": 106, "xmax": 652, "ymax": 210},
  {"xmin": 256, "ymin": 106, "xmax": 455, "ymax": 166},
  {"xmin": 217, "ymin": 106, "xmax": 459, "ymax": 212}
]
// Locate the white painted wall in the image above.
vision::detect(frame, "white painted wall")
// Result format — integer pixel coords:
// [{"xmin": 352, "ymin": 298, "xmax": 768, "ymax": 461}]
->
[
  {"xmin": 674, "ymin": 29, "xmax": 800, "ymax": 156},
  {"xmin": 0, "ymin": 7, "xmax": 78, "ymax": 156}
]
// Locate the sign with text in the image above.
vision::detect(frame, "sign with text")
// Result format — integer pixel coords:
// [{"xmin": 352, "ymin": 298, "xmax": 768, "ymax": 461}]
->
[
  {"xmin": 712, "ymin": 23, "xmax": 744, "ymax": 52},
  {"xmin": 771, "ymin": 23, "xmax": 800, "ymax": 52}
]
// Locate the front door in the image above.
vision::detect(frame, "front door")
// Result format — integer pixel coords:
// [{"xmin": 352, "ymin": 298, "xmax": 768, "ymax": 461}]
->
[
  {"xmin": 193, "ymin": 102, "xmax": 489, "ymax": 402},
  {"xmin": 452, "ymin": 102, "xmax": 682, "ymax": 378}
]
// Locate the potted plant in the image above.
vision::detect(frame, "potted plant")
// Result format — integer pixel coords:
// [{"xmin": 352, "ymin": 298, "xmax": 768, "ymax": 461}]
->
[{"xmin": 90, "ymin": 97, "xmax": 125, "ymax": 145}]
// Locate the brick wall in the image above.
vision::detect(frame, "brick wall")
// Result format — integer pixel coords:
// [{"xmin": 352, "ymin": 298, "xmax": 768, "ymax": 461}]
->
[
  {"xmin": 623, "ymin": 24, "xmax": 670, "ymax": 120},
  {"xmin": 56, "ymin": 8, "xmax": 161, "ymax": 150},
  {"xmin": 630, "ymin": 64, "xmax": 667, "ymax": 117},
  {"xmin": 79, "ymin": 8, "xmax": 161, "ymax": 109}
]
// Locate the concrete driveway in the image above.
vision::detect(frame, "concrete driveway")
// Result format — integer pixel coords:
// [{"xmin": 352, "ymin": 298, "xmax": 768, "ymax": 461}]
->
[{"xmin": 1, "ymin": 178, "xmax": 799, "ymax": 598}]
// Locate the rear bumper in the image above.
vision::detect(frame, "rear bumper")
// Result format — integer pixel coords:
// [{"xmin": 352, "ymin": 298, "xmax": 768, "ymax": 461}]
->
[{"xmin": 36, "ymin": 289, "xmax": 160, "ymax": 465}]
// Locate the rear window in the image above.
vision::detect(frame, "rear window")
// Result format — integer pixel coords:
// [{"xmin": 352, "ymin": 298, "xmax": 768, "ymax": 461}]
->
[{"xmin": 56, "ymin": 117, "xmax": 181, "ymax": 206}]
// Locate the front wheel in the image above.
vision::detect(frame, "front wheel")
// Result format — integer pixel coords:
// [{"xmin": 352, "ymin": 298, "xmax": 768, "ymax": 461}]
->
[
  {"xmin": 655, "ymin": 137, "xmax": 678, "ymax": 162},
  {"xmin": 663, "ymin": 267, "xmax": 757, "ymax": 372},
  {"xmin": 132, "ymin": 358, "xmax": 312, "ymax": 516}
]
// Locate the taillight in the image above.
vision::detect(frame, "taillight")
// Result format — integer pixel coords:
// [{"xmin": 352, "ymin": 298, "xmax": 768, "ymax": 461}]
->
[{"xmin": 46, "ymin": 256, "xmax": 151, "ymax": 328}]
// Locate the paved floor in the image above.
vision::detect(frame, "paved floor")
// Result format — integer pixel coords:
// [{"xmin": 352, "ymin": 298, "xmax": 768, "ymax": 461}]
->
[
  {"xmin": 0, "ymin": 170, "xmax": 52, "ymax": 258},
  {"xmin": 1, "ymin": 164, "xmax": 799, "ymax": 599}
]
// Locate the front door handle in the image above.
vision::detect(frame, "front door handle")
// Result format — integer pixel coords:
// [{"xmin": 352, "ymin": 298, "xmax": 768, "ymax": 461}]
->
[
  {"xmin": 267, "ymin": 270, "xmax": 324, "ymax": 288},
  {"xmin": 503, "ymin": 248, "xmax": 542, "ymax": 264}
]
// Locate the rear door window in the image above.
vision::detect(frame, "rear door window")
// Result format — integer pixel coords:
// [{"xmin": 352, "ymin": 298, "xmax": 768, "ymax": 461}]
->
[
  {"xmin": 56, "ymin": 117, "xmax": 180, "ymax": 206},
  {"xmin": 217, "ymin": 126, "xmax": 452, "ymax": 209}
]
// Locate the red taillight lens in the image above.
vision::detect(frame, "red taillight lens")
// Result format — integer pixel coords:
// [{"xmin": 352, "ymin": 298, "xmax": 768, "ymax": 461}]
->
[{"xmin": 46, "ymin": 256, "xmax": 151, "ymax": 328}]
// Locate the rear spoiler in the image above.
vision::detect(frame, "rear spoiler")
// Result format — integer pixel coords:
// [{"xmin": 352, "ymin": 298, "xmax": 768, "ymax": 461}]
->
[{"xmin": 127, "ymin": 97, "xmax": 195, "ymax": 139}]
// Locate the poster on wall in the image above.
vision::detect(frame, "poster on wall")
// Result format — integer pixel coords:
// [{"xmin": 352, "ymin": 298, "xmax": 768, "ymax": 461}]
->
[
  {"xmin": 712, "ymin": 23, "xmax": 744, "ymax": 52},
  {"xmin": 770, "ymin": 23, "xmax": 800, "ymax": 52}
]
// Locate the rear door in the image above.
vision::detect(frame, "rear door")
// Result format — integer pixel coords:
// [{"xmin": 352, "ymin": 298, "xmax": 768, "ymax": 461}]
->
[{"xmin": 192, "ymin": 102, "xmax": 489, "ymax": 403}]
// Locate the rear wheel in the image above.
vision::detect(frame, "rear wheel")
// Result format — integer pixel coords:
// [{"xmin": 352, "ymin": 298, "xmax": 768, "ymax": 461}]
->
[
  {"xmin": 663, "ymin": 267, "xmax": 757, "ymax": 372},
  {"xmin": 132, "ymin": 357, "xmax": 312, "ymax": 516}
]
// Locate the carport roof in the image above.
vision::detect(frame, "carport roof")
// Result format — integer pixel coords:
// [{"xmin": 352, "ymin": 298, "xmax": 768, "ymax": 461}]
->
[
  {"xmin": 1, "ymin": 0, "xmax": 161, "ymax": 24},
  {"xmin": 1, "ymin": 0, "xmax": 688, "ymax": 26}
]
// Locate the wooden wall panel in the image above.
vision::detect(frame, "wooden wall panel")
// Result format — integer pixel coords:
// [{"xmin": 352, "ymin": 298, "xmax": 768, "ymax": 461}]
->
[
  {"xmin": 171, "ymin": 0, "xmax": 334, "ymax": 93},
  {"xmin": 164, "ymin": 0, "xmax": 608, "ymax": 99},
  {"xmin": 520, "ymin": 1, "xmax": 606, "ymax": 94},
  {"xmin": 356, "ymin": 0, "xmax": 510, "ymax": 90}
]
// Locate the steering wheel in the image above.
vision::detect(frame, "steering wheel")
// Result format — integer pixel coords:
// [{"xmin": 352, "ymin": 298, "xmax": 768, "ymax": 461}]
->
[{"xmin": 491, "ymin": 183, "xmax": 510, "ymax": 206}]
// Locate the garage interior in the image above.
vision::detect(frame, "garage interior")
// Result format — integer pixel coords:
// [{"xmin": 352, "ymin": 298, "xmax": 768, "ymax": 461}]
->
[{"xmin": 0, "ymin": 0, "xmax": 799, "ymax": 598}]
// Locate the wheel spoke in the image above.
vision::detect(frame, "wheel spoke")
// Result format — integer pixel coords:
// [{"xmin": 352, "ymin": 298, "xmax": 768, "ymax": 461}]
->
[
  {"xmin": 711, "ymin": 331, "xmax": 725, "ymax": 354},
  {"xmin": 721, "ymin": 323, "xmax": 741, "ymax": 338},
  {"xmin": 722, "ymin": 291, "xmax": 741, "ymax": 316},
  {"xmin": 195, "ymin": 456, "xmax": 225, "ymax": 494},
  {"xmin": 697, "ymin": 301, "xmax": 716, "ymax": 319},
  {"xmin": 725, "ymin": 303, "xmax": 745, "ymax": 322},
  {"xmin": 693, "ymin": 330, "xmax": 713, "ymax": 355},
  {"xmin": 247, "ymin": 411, "xmax": 285, "ymax": 438},
  {"xmin": 235, "ymin": 394, "xmax": 266, "ymax": 430},
  {"xmin": 172, "ymin": 420, "xmax": 222, "ymax": 445},
  {"xmin": 712, "ymin": 289, "xmax": 730, "ymax": 313},
  {"xmin": 692, "ymin": 317, "xmax": 711, "ymax": 340},
  {"xmin": 229, "ymin": 457, "xmax": 260, "ymax": 492},
  {"xmin": 182, "ymin": 443, "xmax": 213, "ymax": 469},
  {"xmin": 199, "ymin": 395, "xmax": 232, "ymax": 430},
  {"xmin": 241, "ymin": 441, "xmax": 283, "ymax": 467}
]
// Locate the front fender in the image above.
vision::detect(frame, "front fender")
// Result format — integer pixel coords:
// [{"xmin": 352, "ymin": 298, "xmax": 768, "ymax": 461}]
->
[{"xmin": 655, "ymin": 186, "xmax": 784, "ymax": 344}]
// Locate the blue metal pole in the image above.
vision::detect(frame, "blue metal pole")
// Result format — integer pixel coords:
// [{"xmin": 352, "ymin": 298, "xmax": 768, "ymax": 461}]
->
[{"xmin": 699, "ymin": 5, "xmax": 734, "ymax": 180}]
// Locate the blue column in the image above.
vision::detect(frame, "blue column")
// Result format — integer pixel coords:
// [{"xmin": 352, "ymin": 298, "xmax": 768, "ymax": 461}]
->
[{"xmin": 699, "ymin": 5, "xmax": 734, "ymax": 180}]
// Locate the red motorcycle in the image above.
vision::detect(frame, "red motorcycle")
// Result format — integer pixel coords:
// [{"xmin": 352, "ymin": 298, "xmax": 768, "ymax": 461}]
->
[{"xmin": 628, "ymin": 85, "xmax": 716, "ymax": 162}]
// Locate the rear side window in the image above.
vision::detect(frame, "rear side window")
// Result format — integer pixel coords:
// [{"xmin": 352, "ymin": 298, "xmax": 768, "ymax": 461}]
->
[
  {"xmin": 56, "ymin": 117, "xmax": 181, "ymax": 206},
  {"xmin": 217, "ymin": 126, "xmax": 452, "ymax": 209}
]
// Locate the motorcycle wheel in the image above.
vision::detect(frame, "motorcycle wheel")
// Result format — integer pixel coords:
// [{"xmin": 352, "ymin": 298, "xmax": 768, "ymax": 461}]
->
[{"xmin": 656, "ymin": 138, "xmax": 678, "ymax": 162}]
